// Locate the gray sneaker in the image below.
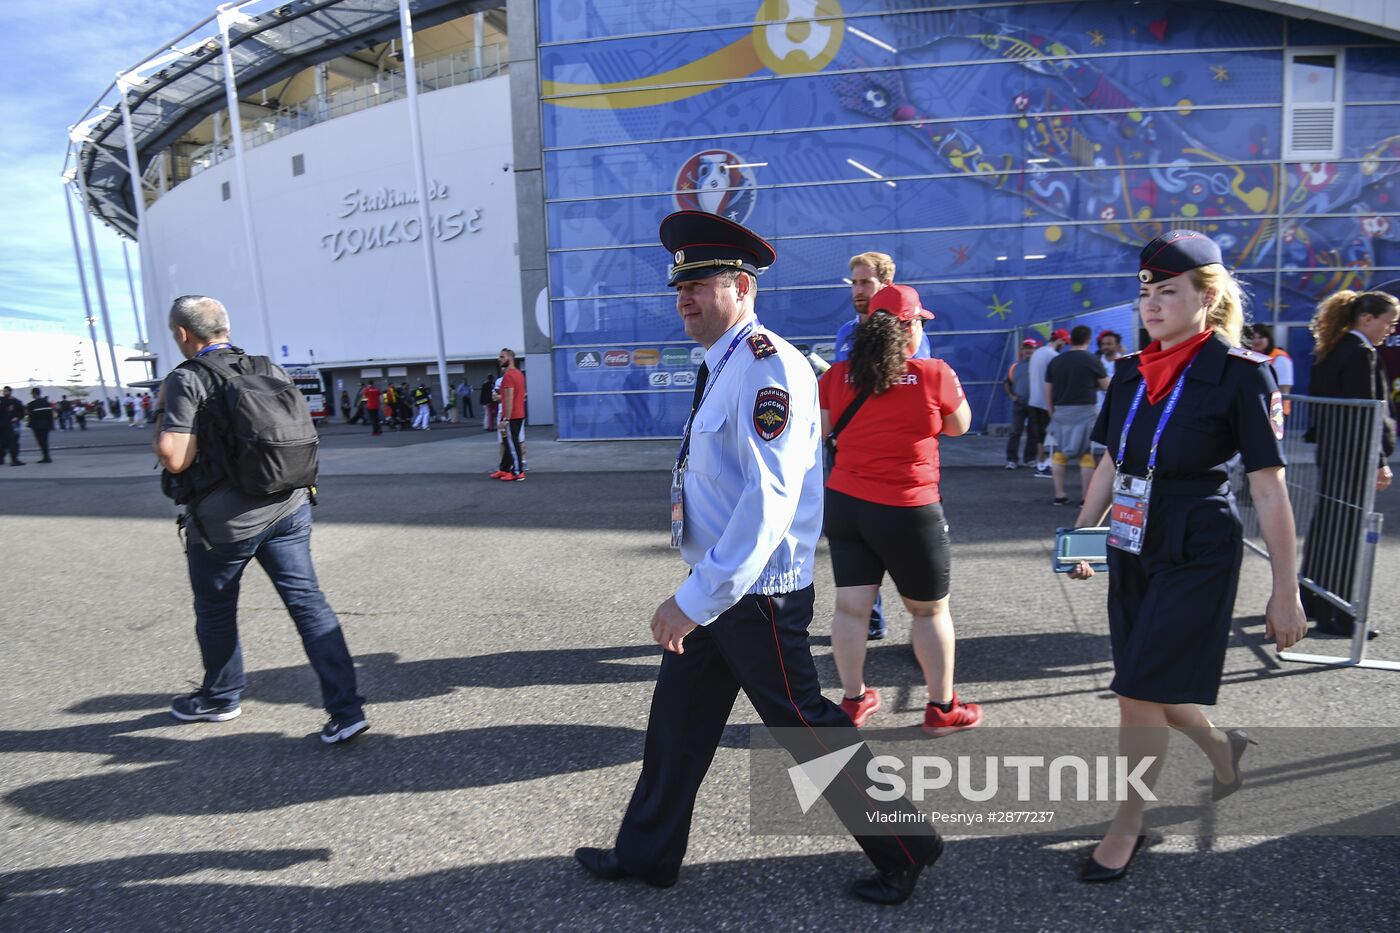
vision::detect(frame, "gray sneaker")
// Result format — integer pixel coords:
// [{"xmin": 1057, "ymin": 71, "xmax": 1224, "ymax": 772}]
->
[
  {"xmin": 170, "ymin": 690, "xmax": 241, "ymax": 722},
  {"xmin": 321, "ymin": 716, "xmax": 369, "ymax": 744}
]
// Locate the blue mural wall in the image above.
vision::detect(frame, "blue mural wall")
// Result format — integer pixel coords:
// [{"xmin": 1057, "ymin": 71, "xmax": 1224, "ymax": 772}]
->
[{"xmin": 538, "ymin": 0, "xmax": 1400, "ymax": 439}]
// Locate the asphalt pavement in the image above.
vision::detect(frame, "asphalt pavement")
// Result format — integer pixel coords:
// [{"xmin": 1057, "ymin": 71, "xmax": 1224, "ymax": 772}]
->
[{"xmin": 1, "ymin": 419, "xmax": 1397, "ymax": 931}]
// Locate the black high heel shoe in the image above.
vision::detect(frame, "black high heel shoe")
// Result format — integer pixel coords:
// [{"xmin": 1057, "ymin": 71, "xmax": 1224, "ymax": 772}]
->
[
  {"xmin": 1079, "ymin": 834, "xmax": 1148, "ymax": 884},
  {"xmin": 1211, "ymin": 729, "xmax": 1259, "ymax": 802}
]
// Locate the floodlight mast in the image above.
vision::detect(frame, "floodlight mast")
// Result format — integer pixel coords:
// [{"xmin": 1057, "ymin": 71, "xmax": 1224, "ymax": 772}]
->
[
  {"xmin": 399, "ymin": 0, "xmax": 455, "ymax": 421},
  {"xmin": 115, "ymin": 73, "xmax": 151, "ymax": 364},
  {"xmin": 61, "ymin": 175, "xmax": 115, "ymax": 417},
  {"xmin": 69, "ymin": 141, "xmax": 129, "ymax": 417},
  {"xmin": 216, "ymin": 2, "xmax": 277, "ymax": 360}
]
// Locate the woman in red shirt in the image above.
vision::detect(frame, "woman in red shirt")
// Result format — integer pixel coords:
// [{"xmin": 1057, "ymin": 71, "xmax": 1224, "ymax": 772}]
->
[{"xmin": 818, "ymin": 284, "xmax": 979, "ymax": 734}]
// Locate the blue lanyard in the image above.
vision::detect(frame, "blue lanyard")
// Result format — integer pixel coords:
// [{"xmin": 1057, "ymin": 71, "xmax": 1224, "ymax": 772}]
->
[
  {"xmin": 1116, "ymin": 359, "xmax": 1195, "ymax": 477},
  {"xmin": 676, "ymin": 320, "xmax": 757, "ymax": 469},
  {"xmin": 196, "ymin": 342, "xmax": 234, "ymax": 357}
]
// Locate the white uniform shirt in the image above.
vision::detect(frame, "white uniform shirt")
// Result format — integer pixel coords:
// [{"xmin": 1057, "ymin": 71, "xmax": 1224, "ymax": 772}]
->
[
  {"xmin": 1027, "ymin": 344, "xmax": 1058, "ymax": 409},
  {"xmin": 675, "ymin": 316, "xmax": 824, "ymax": 626}
]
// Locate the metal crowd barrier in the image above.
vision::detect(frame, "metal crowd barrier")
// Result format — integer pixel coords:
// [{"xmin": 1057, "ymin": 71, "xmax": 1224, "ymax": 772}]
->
[{"xmin": 1230, "ymin": 394, "xmax": 1397, "ymax": 672}]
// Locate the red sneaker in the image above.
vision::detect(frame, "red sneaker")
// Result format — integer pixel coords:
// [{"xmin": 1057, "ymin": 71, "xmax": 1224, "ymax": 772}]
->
[
  {"xmin": 839, "ymin": 688, "xmax": 882, "ymax": 728},
  {"xmin": 489, "ymin": 470, "xmax": 510, "ymax": 479},
  {"xmin": 512, "ymin": 472, "xmax": 526, "ymax": 481},
  {"xmin": 921, "ymin": 692, "xmax": 983, "ymax": 737},
  {"xmin": 494, "ymin": 472, "xmax": 517, "ymax": 481}
]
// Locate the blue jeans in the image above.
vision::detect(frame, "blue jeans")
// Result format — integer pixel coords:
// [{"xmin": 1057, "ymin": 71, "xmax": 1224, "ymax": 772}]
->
[{"xmin": 186, "ymin": 501, "xmax": 363, "ymax": 720}]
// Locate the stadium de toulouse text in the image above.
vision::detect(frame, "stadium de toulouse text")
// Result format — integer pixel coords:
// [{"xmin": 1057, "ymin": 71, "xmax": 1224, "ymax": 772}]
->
[{"xmin": 322, "ymin": 180, "xmax": 482, "ymax": 261}]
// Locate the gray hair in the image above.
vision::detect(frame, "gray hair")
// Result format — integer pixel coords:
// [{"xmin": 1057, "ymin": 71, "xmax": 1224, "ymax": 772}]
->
[{"xmin": 168, "ymin": 295, "xmax": 230, "ymax": 340}]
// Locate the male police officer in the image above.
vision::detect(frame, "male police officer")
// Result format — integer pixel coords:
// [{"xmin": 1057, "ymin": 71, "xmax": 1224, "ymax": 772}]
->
[{"xmin": 575, "ymin": 212, "xmax": 942, "ymax": 905}]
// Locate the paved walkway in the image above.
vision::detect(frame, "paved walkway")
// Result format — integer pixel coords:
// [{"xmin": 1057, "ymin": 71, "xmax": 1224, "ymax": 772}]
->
[{"xmin": 0, "ymin": 426, "xmax": 1396, "ymax": 931}]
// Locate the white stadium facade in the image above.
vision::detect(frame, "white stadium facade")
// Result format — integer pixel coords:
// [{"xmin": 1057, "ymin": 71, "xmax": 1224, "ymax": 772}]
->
[
  {"xmin": 68, "ymin": 0, "xmax": 537, "ymax": 423},
  {"xmin": 66, "ymin": 0, "xmax": 1400, "ymax": 438}
]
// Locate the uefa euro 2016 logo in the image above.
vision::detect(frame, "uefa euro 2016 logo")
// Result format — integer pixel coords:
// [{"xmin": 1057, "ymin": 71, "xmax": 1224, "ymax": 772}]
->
[{"xmin": 674, "ymin": 150, "xmax": 758, "ymax": 224}]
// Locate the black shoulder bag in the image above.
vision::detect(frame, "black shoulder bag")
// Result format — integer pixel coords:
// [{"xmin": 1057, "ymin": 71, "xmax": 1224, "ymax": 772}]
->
[{"xmin": 824, "ymin": 388, "xmax": 873, "ymax": 472}]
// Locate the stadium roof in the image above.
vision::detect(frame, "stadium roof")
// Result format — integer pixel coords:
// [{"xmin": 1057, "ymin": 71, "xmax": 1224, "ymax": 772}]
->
[{"xmin": 66, "ymin": 0, "xmax": 497, "ymax": 239}]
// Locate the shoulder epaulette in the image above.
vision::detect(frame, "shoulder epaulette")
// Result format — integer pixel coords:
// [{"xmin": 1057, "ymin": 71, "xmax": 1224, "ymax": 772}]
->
[
  {"xmin": 1228, "ymin": 346, "xmax": 1271, "ymax": 364},
  {"xmin": 747, "ymin": 333, "xmax": 778, "ymax": 359}
]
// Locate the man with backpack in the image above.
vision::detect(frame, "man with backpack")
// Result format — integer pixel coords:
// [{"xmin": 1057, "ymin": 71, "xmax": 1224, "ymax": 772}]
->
[{"xmin": 153, "ymin": 295, "xmax": 367, "ymax": 744}]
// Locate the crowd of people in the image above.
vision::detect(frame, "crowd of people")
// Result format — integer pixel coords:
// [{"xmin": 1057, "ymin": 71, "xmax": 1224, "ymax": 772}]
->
[
  {"xmin": 334, "ymin": 353, "xmax": 529, "ymax": 480},
  {"xmin": 0, "ymin": 386, "xmax": 165, "ymax": 465},
  {"xmin": 97, "ymin": 209, "xmax": 1395, "ymax": 908}
]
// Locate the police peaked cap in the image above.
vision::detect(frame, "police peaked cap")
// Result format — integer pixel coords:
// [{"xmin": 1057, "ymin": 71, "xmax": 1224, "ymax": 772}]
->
[
  {"xmin": 660, "ymin": 210, "xmax": 776, "ymax": 286},
  {"xmin": 1137, "ymin": 230, "xmax": 1224, "ymax": 284}
]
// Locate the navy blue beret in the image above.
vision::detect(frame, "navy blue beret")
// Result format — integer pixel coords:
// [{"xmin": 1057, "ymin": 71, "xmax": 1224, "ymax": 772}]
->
[
  {"xmin": 660, "ymin": 211, "xmax": 776, "ymax": 286},
  {"xmin": 1138, "ymin": 230, "xmax": 1224, "ymax": 284}
]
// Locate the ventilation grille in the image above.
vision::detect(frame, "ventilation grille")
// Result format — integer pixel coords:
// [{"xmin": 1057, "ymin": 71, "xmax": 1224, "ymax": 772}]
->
[{"xmin": 1290, "ymin": 107, "xmax": 1337, "ymax": 155}]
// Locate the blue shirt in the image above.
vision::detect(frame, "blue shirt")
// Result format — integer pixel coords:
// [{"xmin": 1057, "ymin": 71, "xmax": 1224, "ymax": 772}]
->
[
  {"xmin": 676, "ymin": 316, "xmax": 825, "ymax": 625},
  {"xmin": 833, "ymin": 315, "xmax": 933, "ymax": 363}
]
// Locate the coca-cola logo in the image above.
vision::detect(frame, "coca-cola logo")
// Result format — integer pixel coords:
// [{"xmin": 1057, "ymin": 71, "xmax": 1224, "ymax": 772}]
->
[{"xmin": 604, "ymin": 350, "xmax": 631, "ymax": 367}]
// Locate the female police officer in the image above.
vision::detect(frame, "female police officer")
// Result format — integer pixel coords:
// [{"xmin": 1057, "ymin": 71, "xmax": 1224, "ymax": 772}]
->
[{"xmin": 1068, "ymin": 230, "xmax": 1307, "ymax": 882}]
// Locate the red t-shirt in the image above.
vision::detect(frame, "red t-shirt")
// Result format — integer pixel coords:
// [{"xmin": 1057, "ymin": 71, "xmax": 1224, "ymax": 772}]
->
[
  {"xmin": 499, "ymin": 368, "xmax": 526, "ymax": 420},
  {"xmin": 818, "ymin": 358, "xmax": 966, "ymax": 507},
  {"xmin": 364, "ymin": 385, "xmax": 381, "ymax": 411}
]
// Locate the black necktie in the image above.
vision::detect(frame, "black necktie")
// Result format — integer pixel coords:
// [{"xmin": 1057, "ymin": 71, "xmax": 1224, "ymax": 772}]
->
[
  {"xmin": 690, "ymin": 361, "xmax": 710, "ymax": 417},
  {"xmin": 678, "ymin": 362, "xmax": 710, "ymax": 469}
]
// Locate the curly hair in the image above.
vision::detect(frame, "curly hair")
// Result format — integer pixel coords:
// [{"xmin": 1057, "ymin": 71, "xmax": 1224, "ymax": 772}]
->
[
  {"xmin": 849, "ymin": 312, "xmax": 911, "ymax": 394},
  {"xmin": 1310, "ymin": 289, "xmax": 1399, "ymax": 360}
]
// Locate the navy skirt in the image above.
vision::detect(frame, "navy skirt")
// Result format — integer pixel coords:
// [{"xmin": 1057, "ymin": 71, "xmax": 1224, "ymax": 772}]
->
[{"xmin": 1105, "ymin": 492, "xmax": 1244, "ymax": 705}]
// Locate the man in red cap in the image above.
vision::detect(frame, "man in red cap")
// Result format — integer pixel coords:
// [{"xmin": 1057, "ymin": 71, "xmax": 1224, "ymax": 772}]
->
[{"xmin": 1026, "ymin": 328, "xmax": 1070, "ymax": 477}]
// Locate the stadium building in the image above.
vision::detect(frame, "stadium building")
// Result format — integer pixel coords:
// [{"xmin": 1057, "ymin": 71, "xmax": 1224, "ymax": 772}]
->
[{"xmin": 69, "ymin": 0, "xmax": 1400, "ymax": 438}]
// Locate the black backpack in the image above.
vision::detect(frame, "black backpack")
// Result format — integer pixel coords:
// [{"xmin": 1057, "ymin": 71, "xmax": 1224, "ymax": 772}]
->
[{"xmin": 180, "ymin": 350, "xmax": 319, "ymax": 498}]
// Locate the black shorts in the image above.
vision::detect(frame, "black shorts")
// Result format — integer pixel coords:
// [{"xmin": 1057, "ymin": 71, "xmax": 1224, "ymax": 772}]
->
[{"xmin": 823, "ymin": 489, "xmax": 951, "ymax": 601}]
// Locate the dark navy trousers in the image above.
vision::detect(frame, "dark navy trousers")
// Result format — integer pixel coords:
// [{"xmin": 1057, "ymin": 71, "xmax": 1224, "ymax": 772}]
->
[{"xmin": 614, "ymin": 585, "xmax": 936, "ymax": 883}]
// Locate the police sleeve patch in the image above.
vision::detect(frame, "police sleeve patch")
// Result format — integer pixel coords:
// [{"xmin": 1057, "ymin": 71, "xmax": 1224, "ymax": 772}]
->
[
  {"xmin": 1270, "ymin": 390, "xmax": 1285, "ymax": 440},
  {"xmin": 752, "ymin": 387, "xmax": 790, "ymax": 441},
  {"xmin": 747, "ymin": 334, "xmax": 778, "ymax": 359}
]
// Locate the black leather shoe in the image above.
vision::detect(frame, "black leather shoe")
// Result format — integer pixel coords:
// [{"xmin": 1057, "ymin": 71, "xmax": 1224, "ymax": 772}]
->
[
  {"xmin": 573, "ymin": 847, "xmax": 677, "ymax": 888},
  {"xmin": 1079, "ymin": 834, "xmax": 1147, "ymax": 884},
  {"xmin": 574, "ymin": 846, "xmax": 628, "ymax": 881},
  {"xmin": 851, "ymin": 836, "xmax": 943, "ymax": 905},
  {"xmin": 1212, "ymin": 729, "xmax": 1259, "ymax": 801}
]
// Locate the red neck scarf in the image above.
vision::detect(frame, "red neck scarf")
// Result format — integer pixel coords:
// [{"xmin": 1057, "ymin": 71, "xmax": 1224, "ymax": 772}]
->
[{"xmin": 1136, "ymin": 329, "xmax": 1214, "ymax": 404}]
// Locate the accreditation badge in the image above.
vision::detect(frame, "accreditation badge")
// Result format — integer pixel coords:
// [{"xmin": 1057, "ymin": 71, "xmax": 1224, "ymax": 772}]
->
[
  {"xmin": 1108, "ymin": 472, "xmax": 1152, "ymax": 555},
  {"xmin": 670, "ymin": 466, "xmax": 685, "ymax": 549}
]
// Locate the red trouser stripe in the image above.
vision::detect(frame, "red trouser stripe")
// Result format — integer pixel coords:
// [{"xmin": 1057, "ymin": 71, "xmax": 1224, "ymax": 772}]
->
[{"xmin": 763, "ymin": 596, "xmax": 915, "ymax": 866}]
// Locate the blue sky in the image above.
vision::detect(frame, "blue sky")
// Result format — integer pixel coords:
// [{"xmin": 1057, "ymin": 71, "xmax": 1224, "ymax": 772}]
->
[{"xmin": 0, "ymin": 0, "xmax": 218, "ymax": 346}]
